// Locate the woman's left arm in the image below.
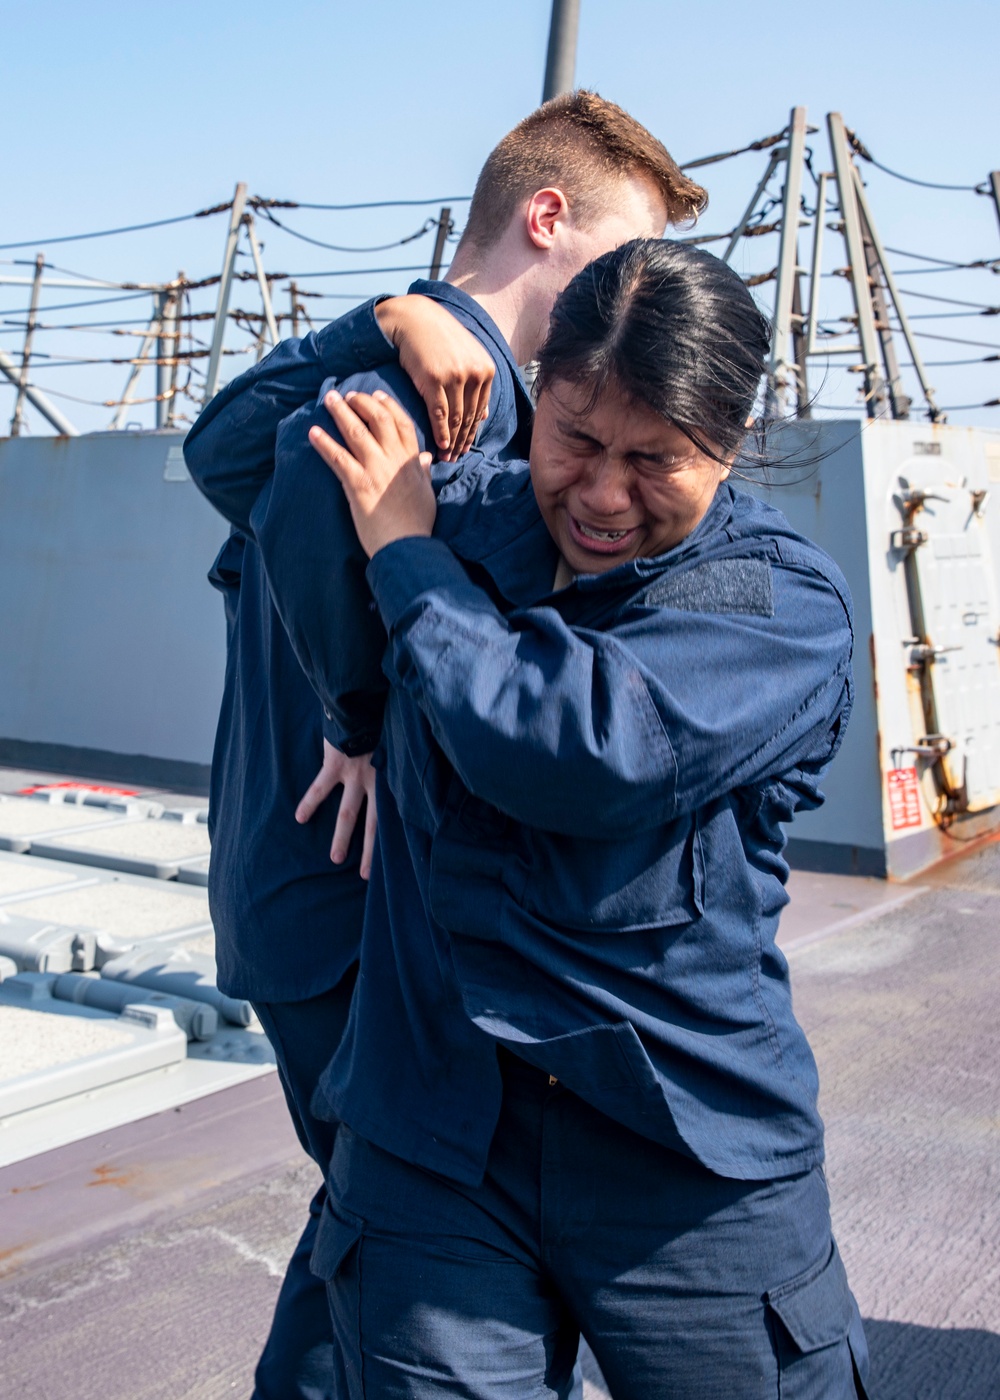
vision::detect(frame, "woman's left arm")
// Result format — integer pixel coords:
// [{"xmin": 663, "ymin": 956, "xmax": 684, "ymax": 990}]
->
[{"xmin": 368, "ymin": 536, "xmax": 852, "ymax": 838}]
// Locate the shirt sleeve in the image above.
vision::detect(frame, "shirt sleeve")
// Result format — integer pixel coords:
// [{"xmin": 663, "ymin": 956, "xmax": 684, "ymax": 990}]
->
[
  {"xmin": 366, "ymin": 536, "xmax": 854, "ymax": 838},
  {"xmin": 251, "ymin": 364, "xmax": 439, "ymax": 756},
  {"xmin": 183, "ymin": 297, "xmax": 395, "ymax": 534}
]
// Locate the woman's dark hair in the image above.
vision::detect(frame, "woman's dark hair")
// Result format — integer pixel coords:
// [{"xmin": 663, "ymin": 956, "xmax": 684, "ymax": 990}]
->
[{"xmin": 535, "ymin": 238, "xmax": 771, "ymax": 463}]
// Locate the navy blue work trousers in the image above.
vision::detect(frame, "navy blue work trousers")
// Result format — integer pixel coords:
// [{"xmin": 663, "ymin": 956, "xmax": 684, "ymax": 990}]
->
[
  {"xmin": 251, "ymin": 966, "xmax": 358, "ymax": 1400},
  {"xmin": 314, "ymin": 1050, "xmax": 870, "ymax": 1399}
]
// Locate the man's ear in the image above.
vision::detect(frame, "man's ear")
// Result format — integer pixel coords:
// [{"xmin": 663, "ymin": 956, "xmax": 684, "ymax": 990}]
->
[{"xmin": 524, "ymin": 187, "xmax": 571, "ymax": 250}]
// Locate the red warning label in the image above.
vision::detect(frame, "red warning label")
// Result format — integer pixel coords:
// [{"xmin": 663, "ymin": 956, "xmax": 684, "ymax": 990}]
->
[{"xmin": 887, "ymin": 767, "xmax": 922, "ymax": 831}]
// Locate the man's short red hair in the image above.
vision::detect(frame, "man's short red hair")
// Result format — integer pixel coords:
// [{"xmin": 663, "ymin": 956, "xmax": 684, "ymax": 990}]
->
[{"xmin": 460, "ymin": 90, "xmax": 707, "ymax": 250}]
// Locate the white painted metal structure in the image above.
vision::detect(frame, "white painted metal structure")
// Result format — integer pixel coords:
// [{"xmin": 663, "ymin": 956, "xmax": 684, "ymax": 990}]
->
[{"xmin": 750, "ymin": 418, "xmax": 1000, "ymax": 877}]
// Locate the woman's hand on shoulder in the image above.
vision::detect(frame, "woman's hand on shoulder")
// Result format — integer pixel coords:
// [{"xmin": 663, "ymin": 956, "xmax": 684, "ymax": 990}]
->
[
  {"xmin": 376, "ymin": 294, "xmax": 493, "ymax": 461},
  {"xmin": 309, "ymin": 389, "xmax": 437, "ymax": 559}
]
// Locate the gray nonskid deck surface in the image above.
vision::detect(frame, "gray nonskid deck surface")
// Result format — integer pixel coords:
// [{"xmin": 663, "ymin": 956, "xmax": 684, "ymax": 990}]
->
[
  {"xmin": 793, "ymin": 844, "xmax": 1000, "ymax": 1399},
  {"xmin": 2, "ymin": 842, "xmax": 999, "ymax": 1398}
]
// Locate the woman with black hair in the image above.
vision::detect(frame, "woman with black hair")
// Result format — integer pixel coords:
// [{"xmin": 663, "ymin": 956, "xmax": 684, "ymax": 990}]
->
[{"xmin": 274, "ymin": 238, "xmax": 870, "ymax": 1398}]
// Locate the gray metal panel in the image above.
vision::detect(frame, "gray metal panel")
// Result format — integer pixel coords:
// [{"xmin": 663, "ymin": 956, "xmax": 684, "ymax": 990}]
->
[{"xmin": 0, "ymin": 431, "xmax": 227, "ymax": 770}]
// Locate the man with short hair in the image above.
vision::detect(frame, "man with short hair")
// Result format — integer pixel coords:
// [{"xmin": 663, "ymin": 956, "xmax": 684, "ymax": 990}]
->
[{"xmin": 185, "ymin": 90, "xmax": 705, "ymax": 1399}]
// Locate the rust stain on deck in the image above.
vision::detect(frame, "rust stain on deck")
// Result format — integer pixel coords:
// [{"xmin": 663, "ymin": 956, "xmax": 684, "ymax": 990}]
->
[{"xmin": 86, "ymin": 1162, "xmax": 141, "ymax": 1190}]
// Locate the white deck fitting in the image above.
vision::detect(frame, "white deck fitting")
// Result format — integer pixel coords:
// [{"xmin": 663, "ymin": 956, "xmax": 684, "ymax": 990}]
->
[
  {"xmin": 100, "ymin": 946, "xmax": 253, "ymax": 1027},
  {"xmin": 0, "ymin": 913, "xmax": 98, "ymax": 973},
  {"xmin": 176, "ymin": 856, "xmax": 211, "ymax": 887},
  {"xmin": 52, "ymin": 972, "xmax": 219, "ymax": 1042}
]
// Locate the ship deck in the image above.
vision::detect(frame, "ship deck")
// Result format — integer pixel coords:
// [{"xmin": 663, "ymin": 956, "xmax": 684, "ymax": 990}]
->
[{"xmin": 0, "ymin": 763, "xmax": 997, "ymax": 1399}]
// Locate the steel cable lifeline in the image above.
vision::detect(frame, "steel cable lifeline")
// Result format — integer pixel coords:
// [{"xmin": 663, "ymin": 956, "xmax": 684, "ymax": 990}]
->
[
  {"xmin": 898, "ymin": 288, "xmax": 1000, "ymax": 311},
  {"xmin": 3, "ymin": 116, "xmax": 997, "ymax": 432},
  {"xmin": 0, "ymin": 124, "xmax": 788, "ymax": 254},
  {"xmin": 254, "ymin": 210, "xmax": 438, "ymax": 254},
  {"xmin": 885, "ymin": 246, "xmax": 1000, "ymax": 272},
  {"xmin": 844, "ymin": 128, "xmax": 989, "ymax": 194},
  {"xmin": 0, "ymin": 207, "xmax": 229, "ymax": 252},
  {"xmin": 278, "ymin": 196, "xmax": 471, "ymax": 211}
]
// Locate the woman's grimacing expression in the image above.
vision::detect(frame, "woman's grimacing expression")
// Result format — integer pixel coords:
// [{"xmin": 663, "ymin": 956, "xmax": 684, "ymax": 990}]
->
[{"xmin": 529, "ymin": 379, "xmax": 734, "ymax": 575}]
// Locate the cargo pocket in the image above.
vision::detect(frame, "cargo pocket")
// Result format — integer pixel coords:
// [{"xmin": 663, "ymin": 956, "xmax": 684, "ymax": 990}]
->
[
  {"xmin": 311, "ymin": 1196, "xmax": 365, "ymax": 1397},
  {"xmin": 767, "ymin": 1241, "xmax": 871, "ymax": 1399}
]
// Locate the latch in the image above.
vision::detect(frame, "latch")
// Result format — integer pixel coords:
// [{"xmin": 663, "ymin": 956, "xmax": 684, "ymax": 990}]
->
[
  {"xmin": 891, "ymin": 527, "xmax": 928, "ymax": 552},
  {"xmin": 970, "ymin": 487, "xmax": 989, "ymax": 518},
  {"xmin": 908, "ymin": 643, "xmax": 962, "ymax": 664},
  {"xmin": 899, "ymin": 735, "xmax": 954, "ymax": 759}
]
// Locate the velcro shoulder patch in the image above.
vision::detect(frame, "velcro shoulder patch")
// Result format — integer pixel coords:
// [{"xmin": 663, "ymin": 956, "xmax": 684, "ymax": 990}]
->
[{"xmin": 643, "ymin": 558, "xmax": 774, "ymax": 617}]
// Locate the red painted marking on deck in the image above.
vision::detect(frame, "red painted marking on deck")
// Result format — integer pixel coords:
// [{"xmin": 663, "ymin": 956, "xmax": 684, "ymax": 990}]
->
[{"xmin": 17, "ymin": 781, "xmax": 139, "ymax": 797}]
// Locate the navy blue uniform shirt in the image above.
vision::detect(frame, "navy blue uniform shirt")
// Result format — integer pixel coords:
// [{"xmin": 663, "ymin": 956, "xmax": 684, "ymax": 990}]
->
[
  {"xmin": 183, "ymin": 286, "xmax": 532, "ymax": 1000},
  {"xmin": 254, "ymin": 454, "xmax": 854, "ymax": 1184}
]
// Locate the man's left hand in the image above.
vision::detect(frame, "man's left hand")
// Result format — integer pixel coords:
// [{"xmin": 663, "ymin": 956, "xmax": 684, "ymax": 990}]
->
[{"xmin": 296, "ymin": 740, "xmax": 377, "ymax": 879}]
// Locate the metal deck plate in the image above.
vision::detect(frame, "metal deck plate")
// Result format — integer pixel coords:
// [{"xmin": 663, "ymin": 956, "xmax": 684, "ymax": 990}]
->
[
  {"xmin": 0, "ymin": 984, "xmax": 187, "ymax": 1118},
  {"xmin": 0, "ymin": 796, "xmax": 131, "ymax": 851},
  {"xmin": 40, "ymin": 819, "xmax": 212, "ymax": 863},
  {"xmin": 0, "ymin": 854, "xmax": 83, "ymax": 900},
  {"xmin": 0, "ymin": 813, "xmax": 275, "ymax": 1169},
  {"xmin": 5, "ymin": 877, "xmax": 211, "ymax": 943}
]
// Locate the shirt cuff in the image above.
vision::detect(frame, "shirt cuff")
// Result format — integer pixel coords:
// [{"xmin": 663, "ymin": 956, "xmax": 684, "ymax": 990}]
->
[
  {"xmin": 321, "ymin": 705, "xmax": 379, "ymax": 757},
  {"xmin": 315, "ymin": 297, "xmax": 396, "ymax": 377},
  {"xmin": 366, "ymin": 536, "xmax": 471, "ymax": 632}
]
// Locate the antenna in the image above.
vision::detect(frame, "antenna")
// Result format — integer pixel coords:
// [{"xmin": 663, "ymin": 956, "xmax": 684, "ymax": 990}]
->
[
  {"xmin": 429, "ymin": 208, "xmax": 452, "ymax": 280},
  {"xmin": 736, "ymin": 111, "xmax": 948, "ymax": 422}
]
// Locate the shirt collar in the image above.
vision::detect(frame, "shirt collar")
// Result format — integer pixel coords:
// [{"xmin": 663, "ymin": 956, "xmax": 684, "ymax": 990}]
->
[
  {"xmin": 447, "ymin": 478, "xmax": 739, "ymax": 608},
  {"xmin": 407, "ymin": 279, "xmax": 533, "ymax": 419},
  {"xmin": 575, "ymin": 485, "xmax": 738, "ymax": 592}
]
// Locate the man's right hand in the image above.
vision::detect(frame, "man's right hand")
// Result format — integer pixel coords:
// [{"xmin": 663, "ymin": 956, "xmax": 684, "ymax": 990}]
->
[
  {"xmin": 375, "ymin": 295, "xmax": 494, "ymax": 461},
  {"xmin": 296, "ymin": 740, "xmax": 377, "ymax": 879}
]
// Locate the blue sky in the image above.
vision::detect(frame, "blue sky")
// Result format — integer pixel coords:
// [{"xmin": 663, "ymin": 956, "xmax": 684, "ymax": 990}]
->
[{"xmin": 1, "ymin": 0, "xmax": 997, "ymax": 432}]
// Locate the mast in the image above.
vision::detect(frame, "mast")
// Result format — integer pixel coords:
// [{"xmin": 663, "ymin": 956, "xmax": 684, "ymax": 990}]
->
[{"xmin": 542, "ymin": 0, "xmax": 580, "ymax": 102}]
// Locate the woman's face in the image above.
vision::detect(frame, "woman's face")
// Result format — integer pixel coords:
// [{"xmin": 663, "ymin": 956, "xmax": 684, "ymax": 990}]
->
[{"xmin": 530, "ymin": 380, "xmax": 732, "ymax": 575}]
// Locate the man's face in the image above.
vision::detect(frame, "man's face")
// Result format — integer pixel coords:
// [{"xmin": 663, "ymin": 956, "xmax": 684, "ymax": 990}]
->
[
  {"xmin": 530, "ymin": 378, "xmax": 730, "ymax": 576},
  {"xmin": 563, "ymin": 174, "xmax": 669, "ymax": 276},
  {"xmin": 525, "ymin": 174, "xmax": 667, "ymax": 361}
]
